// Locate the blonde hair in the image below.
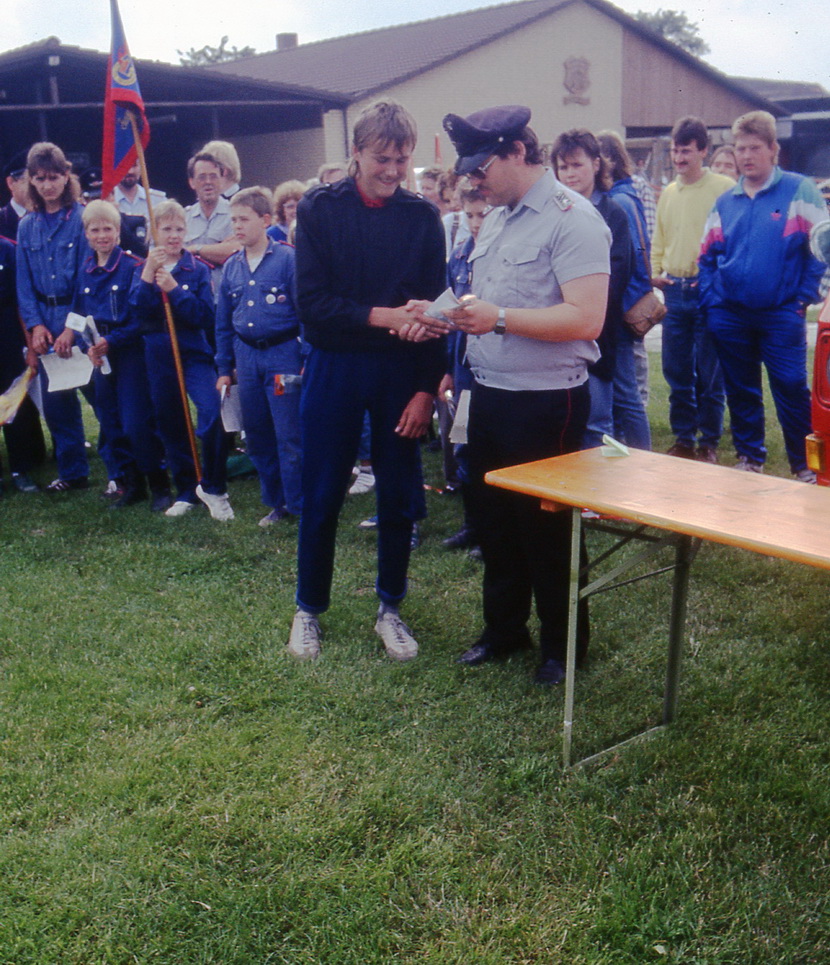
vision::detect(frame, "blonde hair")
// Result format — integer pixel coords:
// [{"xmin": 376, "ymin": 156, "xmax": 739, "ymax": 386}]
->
[
  {"xmin": 153, "ymin": 199, "xmax": 187, "ymax": 225},
  {"xmin": 732, "ymin": 111, "xmax": 777, "ymax": 148},
  {"xmin": 202, "ymin": 140, "xmax": 241, "ymax": 184},
  {"xmin": 272, "ymin": 180, "xmax": 305, "ymax": 224},
  {"xmin": 82, "ymin": 198, "xmax": 121, "ymax": 229}
]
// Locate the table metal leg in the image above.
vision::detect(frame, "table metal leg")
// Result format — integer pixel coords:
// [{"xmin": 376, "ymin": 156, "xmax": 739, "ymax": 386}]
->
[
  {"xmin": 562, "ymin": 506, "xmax": 582, "ymax": 769},
  {"xmin": 663, "ymin": 534, "xmax": 694, "ymax": 725}
]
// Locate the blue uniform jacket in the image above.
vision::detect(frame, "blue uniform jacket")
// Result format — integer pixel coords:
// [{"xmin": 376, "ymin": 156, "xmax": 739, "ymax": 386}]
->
[
  {"xmin": 129, "ymin": 250, "xmax": 215, "ymax": 338},
  {"xmin": 16, "ymin": 203, "xmax": 86, "ymax": 336},
  {"xmin": 698, "ymin": 168, "xmax": 828, "ymax": 311},
  {"xmin": 74, "ymin": 247, "xmax": 142, "ymax": 350},
  {"xmin": 215, "ymin": 240, "xmax": 300, "ymax": 377}
]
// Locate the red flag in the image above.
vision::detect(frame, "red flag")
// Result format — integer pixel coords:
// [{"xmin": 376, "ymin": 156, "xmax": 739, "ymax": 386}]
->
[{"xmin": 101, "ymin": 0, "xmax": 150, "ymax": 199}]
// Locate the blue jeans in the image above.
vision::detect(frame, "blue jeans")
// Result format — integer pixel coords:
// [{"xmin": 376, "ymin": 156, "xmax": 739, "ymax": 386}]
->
[
  {"xmin": 296, "ymin": 348, "xmax": 426, "ymax": 614},
  {"xmin": 706, "ymin": 302, "xmax": 811, "ymax": 472},
  {"xmin": 234, "ymin": 337, "xmax": 303, "ymax": 515},
  {"xmin": 613, "ymin": 336, "xmax": 651, "ymax": 449},
  {"xmin": 661, "ymin": 279, "xmax": 724, "ymax": 449},
  {"xmin": 583, "ymin": 373, "xmax": 614, "ymax": 449}
]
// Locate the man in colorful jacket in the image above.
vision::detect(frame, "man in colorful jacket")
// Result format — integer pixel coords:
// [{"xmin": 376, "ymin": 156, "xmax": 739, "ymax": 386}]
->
[{"xmin": 698, "ymin": 110, "xmax": 829, "ymax": 481}]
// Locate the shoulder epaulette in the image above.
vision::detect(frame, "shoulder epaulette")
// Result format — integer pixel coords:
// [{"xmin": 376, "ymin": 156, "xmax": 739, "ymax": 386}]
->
[
  {"xmin": 276, "ymin": 240, "xmax": 295, "ymax": 249},
  {"xmin": 553, "ymin": 189, "xmax": 574, "ymax": 212}
]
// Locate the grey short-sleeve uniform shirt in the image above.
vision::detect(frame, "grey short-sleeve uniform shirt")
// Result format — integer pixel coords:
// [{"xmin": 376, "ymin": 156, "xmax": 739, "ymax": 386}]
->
[{"xmin": 465, "ymin": 169, "xmax": 611, "ymax": 392}]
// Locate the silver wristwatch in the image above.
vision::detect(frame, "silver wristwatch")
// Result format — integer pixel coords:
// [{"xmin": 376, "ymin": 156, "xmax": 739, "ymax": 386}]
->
[{"xmin": 494, "ymin": 307, "xmax": 507, "ymax": 335}]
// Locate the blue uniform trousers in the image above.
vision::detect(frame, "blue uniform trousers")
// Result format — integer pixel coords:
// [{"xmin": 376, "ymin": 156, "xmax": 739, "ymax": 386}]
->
[
  {"xmin": 706, "ymin": 302, "xmax": 811, "ymax": 472},
  {"xmin": 143, "ymin": 331, "xmax": 227, "ymax": 500},
  {"xmin": 92, "ymin": 342, "xmax": 165, "ymax": 476},
  {"xmin": 661, "ymin": 279, "xmax": 725, "ymax": 448},
  {"xmin": 297, "ymin": 347, "xmax": 426, "ymax": 613},
  {"xmin": 234, "ymin": 337, "xmax": 302, "ymax": 515},
  {"xmin": 39, "ymin": 369, "xmax": 89, "ymax": 482}
]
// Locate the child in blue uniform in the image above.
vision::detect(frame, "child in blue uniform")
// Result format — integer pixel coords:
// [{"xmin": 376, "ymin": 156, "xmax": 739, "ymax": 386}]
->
[
  {"xmin": 215, "ymin": 187, "xmax": 302, "ymax": 526},
  {"xmin": 129, "ymin": 200, "xmax": 232, "ymax": 520},
  {"xmin": 16, "ymin": 142, "xmax": 89, "ymax": 491},
  {"xmin": 75, "ymin": 200, "xmax": 170, "ymax": 510}
]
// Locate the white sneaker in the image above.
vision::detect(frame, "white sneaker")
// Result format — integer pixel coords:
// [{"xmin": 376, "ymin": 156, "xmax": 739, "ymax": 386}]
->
[
  {"xmin": 735, "ymin": 455, "xmax": 764, "ymax": 473},
  {"xmin": 375, "ymin": 609, "xmax": 419, "ymax": 661},
  {"xmin": 349, "ymin": 468, "xmax": 375, "ymax": 495},
  {"xmin": 287, "ymin": 610, "xmax": 322, "ymax": 661},
  {"xmin": 165, "ymin": 499, "xmax": 196, "ymax": 517},
  {"xmin": 196, "ymin": 484, "xmax": 235, "ymax": 521},
  {"xmin": 794, "ymin": 468, "xmax": 817, "ymax": 484}
]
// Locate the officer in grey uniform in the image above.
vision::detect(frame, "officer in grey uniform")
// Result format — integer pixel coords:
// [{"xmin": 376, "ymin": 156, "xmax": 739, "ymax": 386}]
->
[{"xmin": 419, "ymin": 105, "xmax": 611, "ymax": 684}]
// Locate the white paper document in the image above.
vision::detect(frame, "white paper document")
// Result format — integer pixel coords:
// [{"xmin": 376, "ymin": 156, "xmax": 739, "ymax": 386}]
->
[
  {"xmin": 220, "ymin": 384, "xmax": 244, "ymax": 432},
  {"xmin": 449, "ymin": 389, "xmax": 471, "ymax": 445},
  {"xmin": 41, "ymin": 346, "xmax": 94, "ymax": 392}
]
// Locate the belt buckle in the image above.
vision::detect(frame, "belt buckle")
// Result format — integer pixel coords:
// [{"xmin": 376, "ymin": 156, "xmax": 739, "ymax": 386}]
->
[{"xmin": 46, "ymin": 294, "xmax": 59, "ymax": 308}]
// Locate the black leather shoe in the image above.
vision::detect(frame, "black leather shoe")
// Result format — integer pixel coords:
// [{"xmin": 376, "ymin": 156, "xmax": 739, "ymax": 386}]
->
[
  {"xmin": 534, "ymin": 658, "xmax": 567, "ymax": 686},
  {"xmin": 457, "ymin": 629, "xmax": 532, "ymax": 666},
  {"xmin": 456, "ymin": 642, "xmax": 498, "ymax": 665},
  {"xmin": 443, "ymin": 527, "xmax": 474, "ymax": 550}
]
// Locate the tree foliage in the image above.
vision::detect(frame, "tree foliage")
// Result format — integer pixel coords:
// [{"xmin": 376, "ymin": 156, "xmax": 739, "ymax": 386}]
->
[
  {"xmin": 635, "ymin": 9, "xmax": 710, "ymax": 57},
  {"xmin": 178, "ymin": 36, "xmax": 256, "ymax": 67}
]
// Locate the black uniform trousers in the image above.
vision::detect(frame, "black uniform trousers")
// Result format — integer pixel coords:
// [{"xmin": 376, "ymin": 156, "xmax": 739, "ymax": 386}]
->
[{"xmin": 466, "ymin": 379, "xmax": 590, "ymax": 662}]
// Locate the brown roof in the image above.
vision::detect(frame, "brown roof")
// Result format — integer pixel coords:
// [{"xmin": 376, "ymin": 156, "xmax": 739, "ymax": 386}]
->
[
  {"xmin": 210, "ymin": 0, "xmax": 779, "ymax": 114},
  {"xmin": 210, "ymin": 0, "xmax": 572, "ymax": 98}
]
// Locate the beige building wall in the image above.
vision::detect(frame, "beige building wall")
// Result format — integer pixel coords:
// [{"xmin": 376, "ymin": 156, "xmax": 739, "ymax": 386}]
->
[
  {"xmin": 622, "ymin": 29, "xmax": 761, "ymax": 130},
  {"xmin": 235, "ymin": 126, "xmax": 325, "ymax": 187},
  {"xmin": 343, "ymin": 1, "xmax": 624, "ymax": 169}
]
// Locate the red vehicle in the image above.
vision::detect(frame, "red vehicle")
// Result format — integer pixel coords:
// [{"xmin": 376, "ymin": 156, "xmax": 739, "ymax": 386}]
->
[{"xmin": 806, "ymin": 222, "xmax": 830, "ymax": 484}]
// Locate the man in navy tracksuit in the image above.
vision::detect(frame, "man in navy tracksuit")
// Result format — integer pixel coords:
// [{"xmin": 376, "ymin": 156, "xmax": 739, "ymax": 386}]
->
[
  {"xmin": 698, "ymin": 111, "xmax": 829, "ymax": 480},
  {"xmin": 215, "ymin": 187, "xmax": 303, "ymax": 526},
  {"xmin": 288, "ymin": 100, "xmax": 445, "ymax": 663}
]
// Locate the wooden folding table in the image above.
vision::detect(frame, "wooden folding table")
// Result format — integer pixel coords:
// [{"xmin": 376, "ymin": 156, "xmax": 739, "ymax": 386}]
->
[{"xmin": 486, "ymin": 448, "xmax": 830, "ymax": 768}]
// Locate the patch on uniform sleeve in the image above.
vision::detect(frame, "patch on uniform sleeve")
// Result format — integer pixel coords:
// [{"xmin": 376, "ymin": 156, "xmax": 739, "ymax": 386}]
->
[{"xmin": 553, "ymin": 190, "xmax": 574, "ymax": 212}]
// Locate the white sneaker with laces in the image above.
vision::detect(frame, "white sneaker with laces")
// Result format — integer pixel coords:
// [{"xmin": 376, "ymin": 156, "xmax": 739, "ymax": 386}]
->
[
  {"xmin": 287, "ymin": 610, "xmax": 322, "ymax": 661},
  {"xmin": 375, "ymin": 608, "xmax": 419, "ymax": 662},
  {"xmin": 196, "ymin": 484, "xmax": 235, "ymax": 521},
  {"xmin": 165, "ymin": 500, "xmax": 196, "ymax": 517},
  {"xmin": 349, "ymin": 468, "xmax": 375, "ymax": 495}
]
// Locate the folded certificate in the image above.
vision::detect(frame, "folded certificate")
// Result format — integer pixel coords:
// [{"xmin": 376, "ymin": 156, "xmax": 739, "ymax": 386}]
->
[{"xmin": 41, "ymin": 346, "xmax": 94, "ymax": 392}]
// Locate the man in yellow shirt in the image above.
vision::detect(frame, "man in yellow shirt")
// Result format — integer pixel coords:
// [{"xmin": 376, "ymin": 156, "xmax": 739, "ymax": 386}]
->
[{"xmin": 651, "ymin": 116, "xmax": 734, "ymax": 462}]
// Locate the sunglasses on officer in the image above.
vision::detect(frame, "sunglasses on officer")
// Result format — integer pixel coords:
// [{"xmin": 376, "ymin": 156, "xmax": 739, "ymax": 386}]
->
[{"xmin": 468, "ymin": 154, "xmax": 498, "ymax": 182}]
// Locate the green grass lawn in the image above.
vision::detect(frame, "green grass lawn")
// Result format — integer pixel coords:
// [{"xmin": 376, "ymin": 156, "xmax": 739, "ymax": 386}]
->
[{"xmin": 1, "ymin": 359, "xmax": 829, "ymax": 964}]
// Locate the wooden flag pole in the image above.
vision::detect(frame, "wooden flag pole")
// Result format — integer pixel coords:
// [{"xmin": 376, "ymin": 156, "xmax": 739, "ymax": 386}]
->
[{"xmin": 128, "ymin": 111, "xmax": 202, "ymax": 481}]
